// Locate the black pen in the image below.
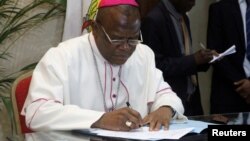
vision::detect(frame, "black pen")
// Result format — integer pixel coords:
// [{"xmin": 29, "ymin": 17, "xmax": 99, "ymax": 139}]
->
[
  {"xmin": 126, "ymin": 101, "xmax": 143, "ymax": 128},
  {"xmin": 126, "ymin": 101, "xmax": 131, "ymax": 108}
]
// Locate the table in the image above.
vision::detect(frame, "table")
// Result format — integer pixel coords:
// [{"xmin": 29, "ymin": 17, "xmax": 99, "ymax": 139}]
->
[{"xmin": 0, "ymin": 112, "xmax": 249, "ymax": 141}]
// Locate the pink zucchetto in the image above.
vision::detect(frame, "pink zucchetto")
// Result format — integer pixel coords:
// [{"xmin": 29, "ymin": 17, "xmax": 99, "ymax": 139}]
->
[{"xmin": 98, "ymin": 0, "xmax": 139, "ymax": 8}]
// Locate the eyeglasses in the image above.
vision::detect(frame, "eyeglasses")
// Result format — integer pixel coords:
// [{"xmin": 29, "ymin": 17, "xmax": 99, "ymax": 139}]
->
[{"xmin": 97, "ymin": 23, "xmax": 143, "ymax": 47}]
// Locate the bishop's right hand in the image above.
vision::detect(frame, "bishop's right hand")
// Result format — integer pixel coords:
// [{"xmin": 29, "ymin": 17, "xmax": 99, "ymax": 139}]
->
[{"xmin": 91, "ymin": 107, "xmax": 143, "ymax": 131}]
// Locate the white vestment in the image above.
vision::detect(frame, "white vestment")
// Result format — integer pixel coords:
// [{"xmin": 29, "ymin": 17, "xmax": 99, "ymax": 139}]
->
[{"xmin": 22, "ymin": 33, "xmax": 185, "ymax": 131}]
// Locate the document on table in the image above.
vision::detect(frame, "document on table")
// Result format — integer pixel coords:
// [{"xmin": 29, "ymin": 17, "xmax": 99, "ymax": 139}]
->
[
  {"xmin": 209, "ymin": 45, "xmax": 236, "ymax": 63},
  {"xmin": 75, "ymin": 120, "xmax": 215, "ymax": 140},
  {"xmin": 170, "ymin": 119, "xmax": 216, "ymax": 133},
  {"xmin": 88, "ymin": 127, "xmax": 194, "ymax": 140}
]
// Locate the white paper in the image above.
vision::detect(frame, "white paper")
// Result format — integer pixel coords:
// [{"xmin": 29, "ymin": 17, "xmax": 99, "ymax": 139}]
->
[
  {"xmin": 90, "ymin": 127, "xmax": 194, "ymax": 140},
  {"xmin": 170, "ymin": 119, "xmax": 216, "ymax": 133},
  {"xmin": 209, "ymin": 45, "xmax": 236, "ymax": 63},
  {"xmin": 77, "ymin": 120, "xmax": 215, "ymax": 140}
]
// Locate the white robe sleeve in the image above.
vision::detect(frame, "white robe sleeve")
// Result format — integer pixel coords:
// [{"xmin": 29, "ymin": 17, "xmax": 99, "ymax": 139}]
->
[
  {"xmin": 150, "ymin": 69, "xmax": 187, "ymax": 121},
  {"xmin": 144, "ymin": 46, "xmax": 187, "ymax": 121},
  {"xmin": 22, "ymin": 47, "xmax": 104, "ymax": 131}
]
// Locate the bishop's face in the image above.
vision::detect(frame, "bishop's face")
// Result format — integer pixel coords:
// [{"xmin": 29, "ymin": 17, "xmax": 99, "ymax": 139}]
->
[{"xmin": 93, "ymin": 5, "xmax": 141, "ymax": 65}]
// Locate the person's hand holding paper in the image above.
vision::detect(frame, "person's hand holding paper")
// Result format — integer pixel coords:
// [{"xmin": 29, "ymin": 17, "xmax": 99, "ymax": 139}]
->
[
  {"xmin": 209, "ymin": 45, "xmax": 236, "ymax": 63},
  {"xmin": 193, "ymin": 48, "xmax": 218, "ymax": 65}
]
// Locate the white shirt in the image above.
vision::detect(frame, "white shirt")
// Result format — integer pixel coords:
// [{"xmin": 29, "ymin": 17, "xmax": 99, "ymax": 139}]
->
[
  {"xmin": 239, "ymin": 0, "xmax": 250, "ymax": 77},
  {"xmin": 22, "ymin": 33, "xmax": 185, "ymax": 131}
]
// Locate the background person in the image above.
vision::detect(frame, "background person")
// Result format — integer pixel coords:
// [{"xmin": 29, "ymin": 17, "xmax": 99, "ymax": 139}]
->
[
  {"xmin": 141, "ymin": 0, "xmax": 217, "ymax": 116},
  {"xmin": 207, "ymin": 0, "xmax": 250, "ymax": 114}
]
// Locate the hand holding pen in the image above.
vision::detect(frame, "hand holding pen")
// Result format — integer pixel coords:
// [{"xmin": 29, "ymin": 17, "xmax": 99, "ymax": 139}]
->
[
  {"xmin": 125, "ymin": 102, "xmax": 133, "ymax": 127},
  {"xmin": 126, "ymin": 102, "xmax": 143, "ymax": 128},
  {"xmin": 199, "ymin": 42, "xmax": 219, "ymax": 61},
  {"xmin": 194, "ymin": 42, "xmax": 219, "ymax": 65},
  {"xmin": 91, "ymin": 102, "xmax": 142, "ymax": 131}
]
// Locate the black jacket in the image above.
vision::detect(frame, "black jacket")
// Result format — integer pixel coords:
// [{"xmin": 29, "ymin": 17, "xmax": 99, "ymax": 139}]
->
[
  {"xmin": 207, "ymin": 0, "xmax": 250, "ymax": 113},
  {"xmin": 141, "ymin": 1, "xmax": 205, "ymax": 115}
]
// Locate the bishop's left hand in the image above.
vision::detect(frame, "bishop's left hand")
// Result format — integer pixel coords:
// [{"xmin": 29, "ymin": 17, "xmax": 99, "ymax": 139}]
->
[{"xmin": 142, "ymin": 106, "xmax": 173, "ymax": 131}]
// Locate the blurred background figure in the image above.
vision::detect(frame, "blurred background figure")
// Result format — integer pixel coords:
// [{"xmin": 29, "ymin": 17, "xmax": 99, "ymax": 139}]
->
[
  {"xmin": 207, "ymin": 0, "xmax": 250, "ymax": 114},
  {"xmin": 141, "ymin": 0, "xmax": 216, "ymax": 116}
]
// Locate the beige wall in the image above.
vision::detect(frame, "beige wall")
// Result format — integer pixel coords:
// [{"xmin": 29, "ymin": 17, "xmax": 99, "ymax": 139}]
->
[
  {"xmin": 189, "ymin": 0, "xmax": 217, "ymax": 115},
  {"xmin": 0, "ymin": 1, "xmax": 64, "ymax": 137},
  {"xmin": 0, "ymin": 1, "xmax": 64, "ymax": 77}
]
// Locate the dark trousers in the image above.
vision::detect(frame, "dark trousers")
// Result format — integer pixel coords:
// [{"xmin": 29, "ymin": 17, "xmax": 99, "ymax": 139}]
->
[{"xmin": 183, "ymin": 89, "xmax": 204, "ymax": 116}]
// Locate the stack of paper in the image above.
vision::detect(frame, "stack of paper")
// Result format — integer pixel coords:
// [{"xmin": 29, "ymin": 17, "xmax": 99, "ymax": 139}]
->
[
  {"xmin": 75, "ymin": 120, "xmax": 216, "ymax": 140},
  {"xmin": 88, "ymin": 127, "xmax": 194, "ymax": 140},
  {"xmin": 209, "ymin": 45, "xmax": 236, "ymax": 63}
]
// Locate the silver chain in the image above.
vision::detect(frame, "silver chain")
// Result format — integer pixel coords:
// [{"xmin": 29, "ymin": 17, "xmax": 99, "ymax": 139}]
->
[{"xmin": 88, "ymin": 34, "xmax": 122, "ymax": 112}]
